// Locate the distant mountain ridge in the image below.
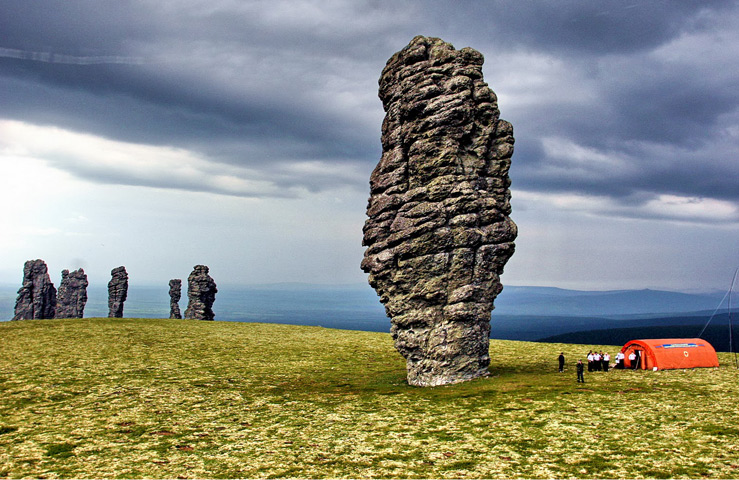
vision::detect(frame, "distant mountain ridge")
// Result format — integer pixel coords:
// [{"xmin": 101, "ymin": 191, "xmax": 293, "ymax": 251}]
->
[
  {"xmin": 1, "ymin": 284, "xmax": 733, "ymax": 349},
  {"xmin": 1, "ymin": 283, "xmax": 728, "ymax": 319},
  {"xmin": 494, "ymin": 286, "xmax": 725, "ymax": 316}
]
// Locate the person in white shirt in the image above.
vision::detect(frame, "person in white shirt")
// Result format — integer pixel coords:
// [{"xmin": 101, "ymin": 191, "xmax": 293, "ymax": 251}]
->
[
  {"xmin": 593, "ymin": 352, "xmax": 602, "ymax": 371},
  {"xmin": 603, "ymin": 352, "xmax": 611, "ymax": 371},
  {"xmin": 628, "ymin": 351, "xmax": 638, "ymax": 369},
  {"xmin": 615, "ymin": 351, "xmax": 625, "ymax": 369},
  {"xmin": 587, "ymin": 351, "xmax": 594, "ymax": 372}
]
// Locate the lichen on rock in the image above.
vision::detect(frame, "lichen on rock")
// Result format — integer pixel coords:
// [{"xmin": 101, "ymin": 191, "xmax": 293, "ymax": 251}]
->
[{"xmin": 361, "ymin": 36, "xmax": 517, "ymax": 386}]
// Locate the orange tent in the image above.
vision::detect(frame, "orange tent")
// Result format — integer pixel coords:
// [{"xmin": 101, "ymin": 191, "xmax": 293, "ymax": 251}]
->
[{"xmin": 621, "ymin": 338, "xmax": 720, "ymax": 370}]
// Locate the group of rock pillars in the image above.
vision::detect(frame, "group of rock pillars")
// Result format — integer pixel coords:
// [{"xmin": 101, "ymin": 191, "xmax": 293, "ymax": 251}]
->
[
  {"xmin": 11, "ymin": 36, "xmax": 514, "ymax": 388},
  {"xmin": 11, "ymin": 260, "xmax": 217, "ymax": 321}
]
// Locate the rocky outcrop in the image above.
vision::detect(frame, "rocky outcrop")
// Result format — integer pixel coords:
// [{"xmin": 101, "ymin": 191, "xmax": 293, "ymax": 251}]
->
[
  {"xmin": 55, "ymin": 268, "xmax": 88, "ymax": 318},
  {"xmin": 361, "ymin": 36, "xmax": 517, "ymax": 386},
  {"xmin": 169, "ymin": 279, "xmax": 182, "ymax": 319},
  {"xmin": 184, "ymin": 265, "xmax": 217, "ymax": 321},
  {"xmin": 107, "ymin": 266, "xmax": 128, "ymax": 318},
  {"xmin": 12, "ymin": 259, "xmax": 57, "ymax": 320}
]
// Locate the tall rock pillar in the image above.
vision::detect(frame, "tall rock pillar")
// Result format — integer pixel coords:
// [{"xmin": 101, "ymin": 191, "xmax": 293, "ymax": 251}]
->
[
  {"xmin": 55, "ymin": 268, "xmax": 89, "ymax": 318},
  {"xmin": 108, "ymin": 266, "xmax": 128, "ymax": 318},
  {"xmin": 169, "ymin": 279, "xmax": 182, "ymax": 319},
  {"xmin": 361, "ymin": 36, "xmax": 517, "ymax": 386},
  {"xmin": 184, "ymin": 265, "xmax": 217, "ymax": 321},
  {"xmin": 12, "ymin": 259, "xmax": 57, "ymax": 320}
]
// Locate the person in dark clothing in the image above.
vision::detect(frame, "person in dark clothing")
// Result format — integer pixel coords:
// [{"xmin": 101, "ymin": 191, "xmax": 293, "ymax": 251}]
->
[
  {"xmin": 576, "ymin": 360, "xmax": 585, "ymax": 383},
  {"xmin": 558, "ymin": 352, "xmax": 565, "ymax": 372}
]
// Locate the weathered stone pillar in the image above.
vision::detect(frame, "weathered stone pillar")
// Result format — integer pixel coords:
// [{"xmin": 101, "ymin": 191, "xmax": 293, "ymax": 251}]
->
[
  {"xmin": 184, "ymin": 265, "xmax": 217, "ymax": 321},
  {"xmin": 55, "ymin": 268, "xmax": 89, "ymax": 318},
  {"xmin": 12, "ymin": 259, "xmax": 57, "ymax": 320},
  {"xmin": 169, "ymin": 279, "xmax": 182, "ymax": 319},
  {"xmin": 361, "ymin": 36, "xmax": 517, "ymax": 386},
  {"xmin": 108, "ymin": 266, "xmax": 128, "ymax": 318}
]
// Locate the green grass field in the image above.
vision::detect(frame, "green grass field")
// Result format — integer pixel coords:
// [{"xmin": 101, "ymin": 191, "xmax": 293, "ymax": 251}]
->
[{"xmin": 1, "ymin": 318, "xmax": 738, "ymax": 478}]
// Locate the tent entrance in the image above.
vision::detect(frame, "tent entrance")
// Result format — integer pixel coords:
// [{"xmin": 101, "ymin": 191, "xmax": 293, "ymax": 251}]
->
[{"xmin": 634, "ymin": 349, "xmax": 643, "ymax": 369}]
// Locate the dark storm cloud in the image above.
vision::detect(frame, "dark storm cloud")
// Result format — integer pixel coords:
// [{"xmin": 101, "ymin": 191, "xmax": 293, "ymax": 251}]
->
[
  {"xmin": 428, "ymin": 0, "xmax": 733, "ymax": 55},
  {"xmin": 0, "ymin": 1, "xmax": 153, "ymax": 53},
  {"xmin": 475, "ymin": 1, "xmax": 739, "ymax": 216},
  {"xmin": 0, "ymin": 1, "xmax": 398, "ymax": 188},
  {"xmin": 0, "ymin": 58, "xmax": 371, "ymax": 160},
  {"xmin": 0, "ymin": 0, "xmax": 737, "ymax": 221}
]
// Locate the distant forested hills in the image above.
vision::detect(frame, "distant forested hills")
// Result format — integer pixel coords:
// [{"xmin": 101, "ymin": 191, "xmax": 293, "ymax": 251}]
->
[{"xmin": 537, "ymin": 315, "xmax": 736, "ymax": 352}]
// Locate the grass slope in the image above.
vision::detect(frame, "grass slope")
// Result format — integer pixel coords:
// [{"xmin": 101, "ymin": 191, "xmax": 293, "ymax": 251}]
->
[{"xmin": 1, "ymin": 318, "xmax": 738, "ymax": 479}]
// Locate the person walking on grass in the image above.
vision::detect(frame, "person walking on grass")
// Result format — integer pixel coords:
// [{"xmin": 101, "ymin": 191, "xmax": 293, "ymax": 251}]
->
[
  {"xmin": 576, "ymin": 360, "xmax": 585, "ymax": 383},
  {"xmin": 558, "ymin": 352, "xmax": 565, "ymax": 372}
]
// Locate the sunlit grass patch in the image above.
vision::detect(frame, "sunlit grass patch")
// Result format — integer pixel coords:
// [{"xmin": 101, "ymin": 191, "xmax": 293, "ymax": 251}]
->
[{"xmin": 1, "ymin": 318, "xmax": 738, "ymax": 478}]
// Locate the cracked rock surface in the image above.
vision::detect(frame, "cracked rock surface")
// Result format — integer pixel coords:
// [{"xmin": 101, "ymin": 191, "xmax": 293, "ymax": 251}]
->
[{"xmin": 361, "ymin": 36, "xmax": 517, "ymax": 386}]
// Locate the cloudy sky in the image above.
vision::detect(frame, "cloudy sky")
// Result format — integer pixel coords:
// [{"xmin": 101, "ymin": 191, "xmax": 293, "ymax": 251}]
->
[{"xmin": 1, "ymin": 0, "xmax": 737, "ymax": 292}]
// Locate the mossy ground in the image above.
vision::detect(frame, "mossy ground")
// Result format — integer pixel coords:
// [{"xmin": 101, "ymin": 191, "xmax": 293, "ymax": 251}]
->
[{"xmin": 1, "ymin": 318, "xmax": 738, "ymax": 478}]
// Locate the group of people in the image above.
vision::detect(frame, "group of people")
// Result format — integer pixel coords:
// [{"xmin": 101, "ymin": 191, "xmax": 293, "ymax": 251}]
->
[
  {"xmin": 586, "ymin": 350, "xmax": 611, "ymax": 372},
  {"xmin": 558, "ymin": 349, "xmax": 639, "ymax": 383}
]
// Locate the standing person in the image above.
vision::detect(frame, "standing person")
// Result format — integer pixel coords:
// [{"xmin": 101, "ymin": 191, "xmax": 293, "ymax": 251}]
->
[
  {"xmin": 603, "ymin": 352, "xmax": 610, "ymax": 372},
  {"xmin": 629, "ymin": 351, "xmax": 638, "ymax": 369},
  {"xmin": 558, "ymin": 352, "xmax": 565, "ymax": 372},
  {"xmin": 576, "ymin": 360, "xmax": 585, "ymax": 383},
  {"xmin": 587, "ymin": 351, "xmax": 594, "ymax": 372},
  {"xmin": 615, "ymin": 351, "xmax": 625, "ymax": 369},
  {"xmin": 594, "ymin": 351, "xmax": 602, "ymax": 371}
]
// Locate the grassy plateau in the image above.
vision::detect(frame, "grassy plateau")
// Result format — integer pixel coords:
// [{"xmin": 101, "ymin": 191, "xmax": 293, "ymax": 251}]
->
[{"xmin": 1, "ymin": 318, "xmax": 738, "ymax": 478}]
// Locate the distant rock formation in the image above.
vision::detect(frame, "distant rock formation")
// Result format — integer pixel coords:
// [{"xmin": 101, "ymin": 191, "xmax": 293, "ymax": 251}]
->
[
  {"xmin": 12, "ymin": 259, "xmax": 57, "ymax": 320},
  {"xmin": 55, "ymin": 268, "xmax": 89, "ymax": 318},
  {"xmin": 184, "ymin": 265, "xmax": 217, "ymax": 321},
  {"xmin": 169, "ymin": 279, "xmax": 182, "ymax": 319},
  {"xmin": 361, "ymin": 36, "xmax": 517, "ymax": 386},
  {"xmin": 107, "ymin": 266, "xmax": 128, "ymax": 318}
]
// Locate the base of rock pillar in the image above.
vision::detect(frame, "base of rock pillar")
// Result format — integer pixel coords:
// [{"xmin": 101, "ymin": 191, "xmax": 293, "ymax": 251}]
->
[{"xmin": 405, "ymin": 359, "xmax": 490, "ymax": 387}]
